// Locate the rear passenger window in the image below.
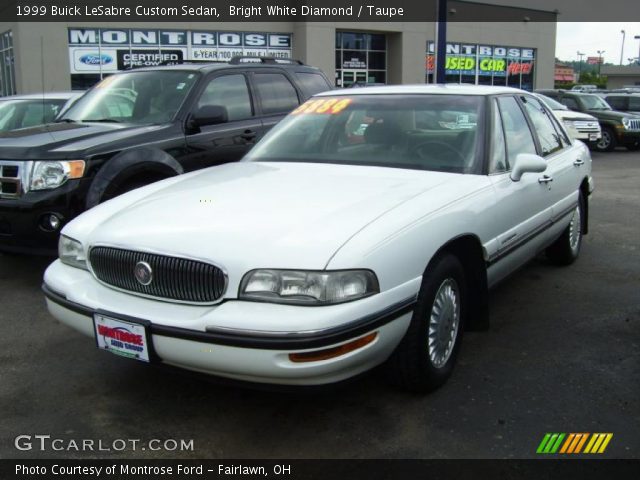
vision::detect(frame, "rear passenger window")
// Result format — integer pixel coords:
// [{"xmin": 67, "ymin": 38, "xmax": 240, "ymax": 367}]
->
[
  {"xmin": 497, "ymin": 96, "xmax": 537, "ymax": 166},
  {"xmin": 629, "ymin": 97, "xmax": 640, "ymax": 111},
  {"xmin": 295, "ymin": 72, "xmax": 332, "ymax": 96},
  {"xmin": 254, "ymin": 73, "xmax": 300, "ymax": 115},
  {"xmin": 520, "ymin": 96, "xmax": 563, "ymax": 156},
  {"xmin": 198, "ymin": 74, "xmax": 253, "ymax": 121},
  {"xmin": 605, "ymin": 96, "xmax": 625, "ymax": 110}
]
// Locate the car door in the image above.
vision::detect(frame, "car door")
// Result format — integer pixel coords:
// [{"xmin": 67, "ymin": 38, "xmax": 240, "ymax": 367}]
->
[
  {"xmin": 519, "ymin": 94, "xmax": 584, "ymax": 223},
  {"xmin": 183, "ymin": 71, "xmax": 263, "ymax": 172},
  {"xmin": 485, "ymin": 96, "xmax": 554, "ymax": 285},
  {"xmin": 249, "ymin": 69, "xmax": 303, "ymax": 134}
]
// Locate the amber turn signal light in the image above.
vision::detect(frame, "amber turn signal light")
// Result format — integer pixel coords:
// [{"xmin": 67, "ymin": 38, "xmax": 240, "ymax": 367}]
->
[{"xmin": 288, "ymin": 332, "xmax": 378, "ymax": 363}]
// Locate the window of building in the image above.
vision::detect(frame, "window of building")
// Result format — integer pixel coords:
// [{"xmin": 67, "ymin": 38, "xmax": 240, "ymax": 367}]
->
[
  {"xmin": 336, "ymin": 32, "xmax": 387, "ymax": 87},
  {"xmin": 0, "ymin": 31, "xmax": 16, "ymax": 97}
]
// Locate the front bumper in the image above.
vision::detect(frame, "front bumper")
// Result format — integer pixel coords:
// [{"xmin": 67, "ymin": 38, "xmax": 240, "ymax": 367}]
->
[
  {"xmin": 43, "ymin": 261, "xmax": 418, "ymax": 386},
  {"xmin": 615, "ymin": 128, "xmax": 640, "ymax": 145},
  {"xmin": 0, "ymin": 180, "xmax": 85, "ymax": 255}
]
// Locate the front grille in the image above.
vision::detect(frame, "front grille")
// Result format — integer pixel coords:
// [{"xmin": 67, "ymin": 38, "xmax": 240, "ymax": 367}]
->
[
  {"xmin": 89, "ymin": 247, "xmax": 226, "ymax": 304},
  {"xmin": 0, "ymin": 162, "xmax": 22, "ymax": 198},
  {"xmin": 627, "ymin": 118, "xmax": 640, "ymax": 130},
  {"xmin": 573, "ymin": 120, "xmax": 600, "ymax": 132}
]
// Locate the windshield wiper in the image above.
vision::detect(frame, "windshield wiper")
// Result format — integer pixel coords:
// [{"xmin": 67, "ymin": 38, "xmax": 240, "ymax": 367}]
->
[
  {"xmin": 82, "ymin": 118, "xmax": 121, "ymax": 123},
  {"xmin": 54, "ymin": 118, "xmax": 77, "ymax": 123}
]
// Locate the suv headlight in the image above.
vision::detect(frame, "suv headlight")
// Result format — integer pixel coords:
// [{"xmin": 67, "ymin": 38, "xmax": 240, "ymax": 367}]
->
[
  {"xmin": 30, "ymin": 160, "xmax": 85, "ymax": 191},
  {"xmin": 239, "ymin": 269, "xmax": 380, "ymax": 305},
  {"xmin": 58, "ymin": 235, "xmax": 88, "ymax": 270},
  {"xmin": 622, "ymin": 117, "xmax": 631, "ymax": 129}
]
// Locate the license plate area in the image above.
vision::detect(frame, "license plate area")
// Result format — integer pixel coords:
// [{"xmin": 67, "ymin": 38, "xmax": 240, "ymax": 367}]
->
[
  {"xmin": 589, "ymin": 133, "xmax": 598, "ymax": 141},
  {"xmin": 93, "ymin": 314, "xmax": 151, "ymax": 363}
]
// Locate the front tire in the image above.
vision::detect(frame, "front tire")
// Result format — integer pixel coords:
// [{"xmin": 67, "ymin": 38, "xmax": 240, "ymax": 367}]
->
[
  {"xmin": 546, "ymin": 192, "xmax": 585, "ymax": 265},
  {"xmin": 386, "ymin": 254, "xmax": 466, "ymax": 393},
  {"xmin": 595, "ymin": 127, "xmax": 616, "ymax": 152}
]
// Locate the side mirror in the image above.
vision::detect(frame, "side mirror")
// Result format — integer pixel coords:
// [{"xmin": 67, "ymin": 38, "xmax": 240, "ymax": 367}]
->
[
  {"xmin": 191, "ymin": 105, "xmax": 228, "ymax": 128},
  {"xmin": 510, "ymin": 153, "xmax": 547, "ymax": 181}
]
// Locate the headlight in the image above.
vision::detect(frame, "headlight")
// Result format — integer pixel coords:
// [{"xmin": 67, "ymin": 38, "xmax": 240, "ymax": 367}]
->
[
  {"xmin": 239, "ymin": 269, "xmax": 380, "ymax": 305},
  {"xmin": 58, "ymin": 235, "xmax": 88, "ymax": 270},
  {"xmin": 562, "ymin": 119, "xmax": 576, "ymax": 128},
  {"xmin": 622, "ymin": 118, "xmax": 630, "ymax": 129},
  {"xmin": 30, "ymin": 160, "xmax": 85, "ymax": 191}
]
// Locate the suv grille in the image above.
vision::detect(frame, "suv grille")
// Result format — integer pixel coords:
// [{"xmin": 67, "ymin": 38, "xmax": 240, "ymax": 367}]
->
[
  {"xmin": 0, "ymin": 162, "xmax": 21, "ymax": 198},
  {"xmin": 89, "ymin": 247, "xmax": 227, "ymax": 304},
  {"xmin": 627, "ymin": 118, "xmax": 640, "ymax": 130}
]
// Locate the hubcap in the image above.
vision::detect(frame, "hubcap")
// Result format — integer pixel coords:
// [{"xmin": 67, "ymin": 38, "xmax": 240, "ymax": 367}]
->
[
  {"xmin": 597, "ymin": 131, "xmax": 611, "ymax": 150},
  {"xmin": 428, "ymin": 278, "xmax": 460, "ymax": 369},
  {"xmin": 569, "ymin": 204, "xmax": 581, "ymax": 252}
]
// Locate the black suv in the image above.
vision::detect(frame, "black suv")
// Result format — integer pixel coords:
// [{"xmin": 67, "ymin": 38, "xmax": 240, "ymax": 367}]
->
[
  {"xmin": 536, "ymin": 89, "xmax": 640, "ymax": 152},
  {"xmin": 0, "ymin": 58, "xmax": 332, "ymax": 254}
]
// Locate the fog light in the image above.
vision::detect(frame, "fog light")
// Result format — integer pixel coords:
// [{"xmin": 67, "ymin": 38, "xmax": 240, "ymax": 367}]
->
[
  {"xmin": 39, "ymin": 213, "xmax": 63, "ymax": 232},
  {"xmin": 288, "ymin": 332, "xmax": 378, "ymax": 363}
]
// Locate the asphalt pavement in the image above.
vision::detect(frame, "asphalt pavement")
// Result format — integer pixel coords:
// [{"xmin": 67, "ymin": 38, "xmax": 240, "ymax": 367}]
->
[{"xmin": 0, "ymin": 150, "xmax": 638, "ymax": 460}]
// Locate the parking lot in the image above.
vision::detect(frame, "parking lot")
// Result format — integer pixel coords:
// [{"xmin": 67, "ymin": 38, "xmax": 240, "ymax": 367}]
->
[{"xmin": 1, "ymin": 150, "xmax": 638, "ymax": 460}]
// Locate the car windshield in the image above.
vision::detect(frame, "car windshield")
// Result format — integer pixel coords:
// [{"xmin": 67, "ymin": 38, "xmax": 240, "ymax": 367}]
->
[
  {"xmin": 0, "ymin": 99, "xmax": 67, "ymax": 131},
  {"xmin": 246, "ymin": 94, "xmax": 484, "ymax": 174},
  {"xmin": 537, "ymin": 94, "xmax": 567, "ymax": 111},
  {"xmin": 60, "ymin": 71, "xmax": 199, "ymax": 124},
  {"xmin": 580, "ymin": 95, "xmax": 611, "ymax": 110}
]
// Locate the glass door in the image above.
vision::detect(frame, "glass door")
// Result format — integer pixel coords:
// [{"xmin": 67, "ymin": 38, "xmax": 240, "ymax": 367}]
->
[{"xmin": 341, "ymin": 70, "xmax": 367, "ymax": 88}]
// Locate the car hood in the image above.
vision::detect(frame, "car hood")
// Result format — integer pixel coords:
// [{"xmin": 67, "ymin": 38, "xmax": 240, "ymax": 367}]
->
[
  {"xmin": 554, "ymin": 110, "xmax": 598, "ymax": 122},
  {"xmin": 69, "ymin": 161, "xmax": 458, "ymax": 273},
  {"xmin": 585, "ymin": 109, "xmax": 639, "ymax": 120},
  {"xmin": 0, "ymin": 122, "xmax": 170, "ymax": 159}
]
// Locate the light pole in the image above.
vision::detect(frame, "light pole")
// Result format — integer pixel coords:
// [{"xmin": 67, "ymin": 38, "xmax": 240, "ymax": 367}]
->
[
  {"xmin": 577, "ymin": 51, "xmax": 585, "ymax": 82},
  {"xmin": 620, "ymin": 30, "xmax": 625, "ymax": 65},
  {"xmin": 597, "ymin": 50, "xmax": 605, "ymax": 77}
]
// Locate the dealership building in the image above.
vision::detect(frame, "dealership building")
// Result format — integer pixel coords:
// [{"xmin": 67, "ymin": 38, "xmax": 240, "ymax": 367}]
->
[{"xmin": 0, "ymin": 4, "xmax": 558, "ymax": 96}]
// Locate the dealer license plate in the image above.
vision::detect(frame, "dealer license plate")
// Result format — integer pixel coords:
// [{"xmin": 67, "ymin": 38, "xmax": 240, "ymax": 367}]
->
[
  {"xmin": 94, "ymin": 314, "xmax": 150, "ymax": 362},
  {"xmin": 589, "ymin": 133, "xmax": 598, "ymax": 141}
]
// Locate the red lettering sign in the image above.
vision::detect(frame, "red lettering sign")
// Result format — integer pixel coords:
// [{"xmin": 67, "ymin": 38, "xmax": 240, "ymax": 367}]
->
[{"xmin": 97, "ymin": 325, "xmax": 143, "ymax": 346}]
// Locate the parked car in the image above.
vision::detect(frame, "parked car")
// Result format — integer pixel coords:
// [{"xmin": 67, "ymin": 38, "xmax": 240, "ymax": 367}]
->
[
  {"xmin": 44, "ymin": 85, "xmax": 593, "ymax": 392},
  {"xmin": 0, "ymin": 92, "xmax": 81, "ymax": 132},
  {"xmin": 601, "ymin": 93, "xmax": 640, "ymax": 115},
  {"xmin": 534, "ymin": 93, "xmax": 601, "ymax": 145},
  {"xmin": 536, "ymin": 89, "xmax": 640, "ymax": 152},
  {"xmin": 571, "ymin": 85, "xmax": 598, "ymax": 92},
  {"xmin": 0, "ymin": 57, "xmax": 332, "ymax": 254}
]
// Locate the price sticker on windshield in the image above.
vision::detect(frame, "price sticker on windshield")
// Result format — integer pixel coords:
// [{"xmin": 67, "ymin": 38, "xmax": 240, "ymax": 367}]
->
[{"xmin": 292, "ymin": 98, "xmax": 352, "ymax": 115}]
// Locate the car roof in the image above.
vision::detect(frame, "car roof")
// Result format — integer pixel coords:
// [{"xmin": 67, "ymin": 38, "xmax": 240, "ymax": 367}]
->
[
  {"xmin": 318, "ymin": 84, "xmax": 528, "ymax": 96},
  {"xmin": 0, "ymin": 91, "xmax": 81, "ymax": 101}
]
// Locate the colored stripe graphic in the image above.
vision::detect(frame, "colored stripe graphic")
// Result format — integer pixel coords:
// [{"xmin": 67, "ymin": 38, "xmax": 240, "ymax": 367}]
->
[{"xmin": 538, "ymin": 433, "xmax": 613, "ymax": 454}]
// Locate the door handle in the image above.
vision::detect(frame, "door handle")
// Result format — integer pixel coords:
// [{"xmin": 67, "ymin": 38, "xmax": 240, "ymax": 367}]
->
[
  {"xmin": 538, "ymin": 175, "xmax": 554, "ymax": 184},
  {"xmin": 240, "ymin": 130, "xmax": 257, "ymax": 141},
  {"xmin": 573, "ymin": 158, "xmax": 585, "ymax": 166}
]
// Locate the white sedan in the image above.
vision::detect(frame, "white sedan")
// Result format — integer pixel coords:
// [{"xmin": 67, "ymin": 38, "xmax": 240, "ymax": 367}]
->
[{"xmin": 43, "ymin": 85, "xmax": 593, "ymax": 392}]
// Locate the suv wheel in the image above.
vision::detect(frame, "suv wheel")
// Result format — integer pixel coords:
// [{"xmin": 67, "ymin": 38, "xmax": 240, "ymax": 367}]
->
[{"xmin": 595, "ymin": 127, "xmax": 616, "ymax": 152}]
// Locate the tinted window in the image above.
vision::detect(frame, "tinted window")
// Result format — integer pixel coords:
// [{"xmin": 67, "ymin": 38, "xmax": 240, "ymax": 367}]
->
[
  {"xmin": 560, "ymin": 97, "xmax": 580, "ymax": 111},
  {"xmin": 198, "ymin": 74, "xmax": 253, "ymax": 121},
  {"xmin": 254, "ymin": 73, "xmax": 299, "ymax": 115},
  {"xmin": 605, "ymin": 96, "xmax": 626, "ymax": 110},
  {"xmin": 629, "ymin": 97, "xmax": 640, "ymax": 111},
  {"xmin": 295, "ymin": 72, "xmax": 331, "ymax": 96},
  {"xmin": 497, "ymin": 96, "xmax": 537, "ymax": 164},
  {"xmin": 520, "ymin": 96, "xmax": 563, "ymax": 156}
]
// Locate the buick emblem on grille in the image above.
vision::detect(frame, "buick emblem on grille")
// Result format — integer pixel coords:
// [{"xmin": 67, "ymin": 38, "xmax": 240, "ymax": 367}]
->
[{"xmin": 134, "ymin": 261, "xmax": 153, "ymax": 286}]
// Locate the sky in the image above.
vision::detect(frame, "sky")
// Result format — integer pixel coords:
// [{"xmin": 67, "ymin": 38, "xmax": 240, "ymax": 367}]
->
[{"xmin": 556, "ymin": 22, "xmax": 640, "ymax": 64}]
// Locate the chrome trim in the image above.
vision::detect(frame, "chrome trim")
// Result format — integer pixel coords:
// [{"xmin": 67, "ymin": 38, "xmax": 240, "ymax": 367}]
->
[
  {"xmin": 0, "ymin": 161, "xmax": 28, "ymax": 199},
  {"xmin": 87, "ymin": 243, "xmax": 229, "ymax": 306}
]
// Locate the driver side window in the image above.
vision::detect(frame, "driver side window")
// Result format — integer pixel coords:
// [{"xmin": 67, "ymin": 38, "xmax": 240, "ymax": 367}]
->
[
  {"xmin": 496, "ymin": 96, "xmax": 537, "ymax": 169},
  {"xmin": 197, "ymin": 74, "xmax": 253, "ymax": 122}
]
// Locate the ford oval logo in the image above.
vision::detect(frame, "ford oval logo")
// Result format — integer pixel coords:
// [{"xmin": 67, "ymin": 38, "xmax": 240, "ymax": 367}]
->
[
  {"xmin": 79, "ymin": 54, "xmax": 113, "ymax": 66},
  {"xmin": 134, "ymin": 261, "xmax": 153, "ymax": 286}
]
